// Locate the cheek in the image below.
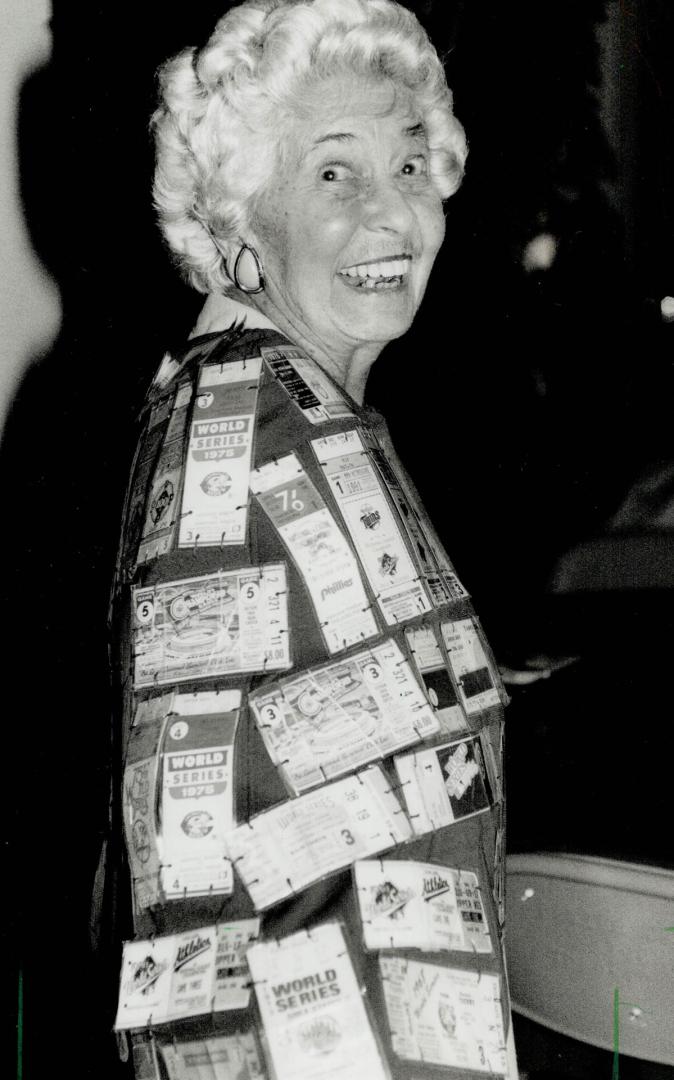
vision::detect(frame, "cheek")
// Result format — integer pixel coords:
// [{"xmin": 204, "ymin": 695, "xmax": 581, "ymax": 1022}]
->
[
  {"xmin": 422, "ymin": 198, "xmax": 446, "ymax": 258},
  {"xmin": 293, "ymin": 205, "xmax": 360, "ymax": 278}
]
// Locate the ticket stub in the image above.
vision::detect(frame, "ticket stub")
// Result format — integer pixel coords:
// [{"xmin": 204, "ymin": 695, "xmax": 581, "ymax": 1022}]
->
[
  {"xmin": 379, "ymin": 957, "xmax": 507, "ymax": 1074},
  {"xmin": 261, "ymin": 344, "xmax": 355, "ymax": 424},
  {"xmin": 123, "ymin": 698, "xmax": 172, "ymax": 913},
  {"xmin": 354, "ymin": 859, "xmax": 492, "ymax": 954},
  {"xmin": 360, "ymin": 432, "xmax": 462, "ymax": 608},
  {"xmin": 161, "ymin": 1032, "xmax": 267, "ymax": 1080},
  {"xmin": 364, "ymin": 425, "xmax": 469, "ymax": 603},
  {"xmin": 248, "ymin": 924, "xmax": 389, "ymax": 1080},
  {"xmin": 124, "ymin": 393, "xmax": 175, "ymax": 573},
  {"xmin": 133, "ymin": 564, "xmax": 290, "ymax": 687},
  {"xmin": 167, "ymin": 925, "xmax": 219, "ymax": 1020},
  {"xmin": 115, "ymin": 920, "xmax": 259, "ymax": 1030},
  {"xmin": 440, "ymin": 619, "xmax": 501, "ymax": 714},
  {"xmin": 116, "ymin": 936, "xmax": 175, "ymax": 1028},
  {"xmin": 405, "ymin": 625, "xmax": 468, "ymax": 736},
  {"xmin": 159, "ymin": 691, "xmax": 240, "ymax": 900},
  {"xmin": 213, "ymin": 918, "xmax": 261, "ymax": 1011},
  {"xmin": 251, "ymin": 454, "xmax": 378, "ymax": 654},
  {"xmin": 493, "ymin": 821, "xmax": 505, "ymax": 930},
  {"xmin": 124, "ymin": 752, "xmax": 162, "ymax": 913},
  {"xmin": 132, "ymin": 1034, "xmax": 161, "ymax": 1080},
  {"xmin": 250, "ymin": 639, "xmax": 437, "ymax": 794},
  {"xmin": 137, "ymin": 381, "xmax": 193, "ymax": 565},
  {"xmin": 313, "ymin": 431, "xmax": 432, "ymax": 624},
  {"xmin": 225, "ymin": 767, "xmax": 411, "ymax": 910},
  {"xmin": 394, "ymin": 736, "xmax": 492, "ymax": 836},
  {"xmin": 179, "ymin": 359, "xmax": 262, "ymax": 547}
]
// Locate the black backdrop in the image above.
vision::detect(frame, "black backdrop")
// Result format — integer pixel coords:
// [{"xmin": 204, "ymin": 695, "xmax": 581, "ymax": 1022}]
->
[{"xmin": 5, "ymin": 3, "xmax": 674, "ymax": 1077}]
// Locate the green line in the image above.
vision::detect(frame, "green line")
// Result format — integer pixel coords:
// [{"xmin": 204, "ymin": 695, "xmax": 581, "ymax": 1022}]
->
[
  {"xmin": 612, "ymin": 987, "xmax": 620, "ymax": 1080},
  {"xmin": 17, "ymin": 969, "xmax": 23, "ymax": 1080}
]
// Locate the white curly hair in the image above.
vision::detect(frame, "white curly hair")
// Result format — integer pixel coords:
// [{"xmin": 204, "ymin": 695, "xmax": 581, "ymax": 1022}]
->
[{"xmin": 152, "ymin": 0, "xmax": 468, "ymax": 294}]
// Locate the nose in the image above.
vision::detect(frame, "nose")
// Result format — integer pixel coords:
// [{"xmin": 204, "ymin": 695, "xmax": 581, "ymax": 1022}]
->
[{"xmin": 362, "ymin": 176, "xmax": 415, "ymax": 235}]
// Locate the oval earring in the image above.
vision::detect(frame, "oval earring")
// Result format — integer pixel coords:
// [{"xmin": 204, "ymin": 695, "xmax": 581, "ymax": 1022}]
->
[{"xmin": 233, "ymin": 244, "xmax": 265, "ymax": 294}]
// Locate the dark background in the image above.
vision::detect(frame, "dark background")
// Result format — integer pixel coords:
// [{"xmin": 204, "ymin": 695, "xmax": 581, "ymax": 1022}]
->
[{"xmin": 4, "ymin": 2, "xmax": 674, "ymax": 1077}]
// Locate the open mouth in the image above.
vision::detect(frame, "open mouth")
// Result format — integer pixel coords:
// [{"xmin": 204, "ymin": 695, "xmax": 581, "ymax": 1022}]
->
[{"xmin": 338, "ymin": 255, "xmax": 411, "ymax": 291}]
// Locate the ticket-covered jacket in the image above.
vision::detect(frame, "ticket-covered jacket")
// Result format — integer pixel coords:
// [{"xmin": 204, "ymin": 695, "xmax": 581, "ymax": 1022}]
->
[{"xmin": 109, "ymin": 323, "xmax": 513, "ymax": 1080}]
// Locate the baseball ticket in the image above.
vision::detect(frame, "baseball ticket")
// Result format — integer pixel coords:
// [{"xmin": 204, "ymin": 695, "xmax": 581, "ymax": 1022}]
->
[
  {"xmin": 179, "ymin": 358, "xmax": 262, "ymax": 547},
  {"xmin": 248, "ymin": 923, "xmax": 389, "ymax": 1080},
  {"xmin": 161, "ymin": 1032, "xmax": 266, "ymax": 1080},
  {"xmin": 312, "ymin": 430, "xmax": 432, "ymax": 624},
  {"xmin": 261, "ymin": 344, "xmax": 355, "ymax": 424},
  {"xmin": 354, "ymin": 859, "xmax": 492, "ymax": 954},
  {"xmin": 361, "ymin": 430, "xmax": 466, "ymax": 607},
  {"xmin": 123, "ymin": 697, "xmax": 172, "ymax": 913},
  {"xmin": 365, "ymin": 424, "xmax": 469, "ymax": 604},
  {"xmin": 251, "ymin": 454, "xmax": 378, "ymax": 654},
  {"xmin": 225, "ymin": 767, "xmax": 412, "ymax": 910},
  {"xmin": 379, "ymin": 957, "xmax": 507, "ymax": 1074},
  {"xmin": 405, "ymin": 624, "xmax": 469, "ymax": 735},
  {"xmin": 394, "ymin": 735, "xmax": 493, "ymax": 836},
  {"xmin": 158, "ymin": 690, "xmax": 240, "ymax": 900},
  {"xmin": 131, "ymin": 1034, "xmax": 160, "ymax": 1080},
  {"xmin": 137, "ymin": 380, "xmax": 193, "ymax": 565},
  {"xmin": 124, "ymin": 393, "xmax": 174, "ymax": 573},
  {"xmin": 132, "ymin": 564, "xmax": 290, "ymax": 687},
  {"xmin": 249, "ymin": 638, "xmax": 438, "ymax": 794},
  {"xmin": 115, "ymin": 920, "xmax": 260, "ymax": 1030},
  {"xmin": 440, "ymin": 618, "xmax": 501, "ymax": 715}
]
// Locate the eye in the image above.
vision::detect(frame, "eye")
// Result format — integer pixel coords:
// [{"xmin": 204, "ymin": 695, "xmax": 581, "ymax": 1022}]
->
[
  {"xmin": 400, "ymin": 155, "xmax": 428, "ymax": 177},
  {"xmin": 319, "ymin": 163, "xmax": 353, "ymax": 182}
]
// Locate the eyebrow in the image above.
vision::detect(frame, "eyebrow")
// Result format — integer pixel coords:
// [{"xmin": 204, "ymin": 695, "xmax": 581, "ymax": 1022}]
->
[
  {"xmin": 311, "ymin": 122, "xmax": 426, "ymax": 149},
  {"xmin": 312, "ymin": 131, "xmax": 356, "ymax": 147}
]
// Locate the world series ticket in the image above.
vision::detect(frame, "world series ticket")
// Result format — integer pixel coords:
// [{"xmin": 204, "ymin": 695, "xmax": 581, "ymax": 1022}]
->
[
  {"xmin": 440, "ymin": 618, "xmax": 502, "ymax": 715},
  {"xmin": 132, "ymin": 564, "xmax": 290, "ymax": 687},
  {"xmin": 247, "ymin": 923, "xmax": 389, "ymax": 1080},
  {"xmin": 261, "ymin": 344, "xmax": 355, "ymax": 424},
  {"xmin": 159, "ymin": 690, "xmax": 240, "ymax": 900},
  {"xmin": 379, "ymin": 957, "xmax": 507, "ymax": 1074},
  {"xmin": 405, "ymin": 624, "xmax": 469, "ymax": 736},
  {"xmin": 179, "ymin": 358, "xmax": 262, "ymax": 547},
  {"xmin": 312, "ymin": 431, "xmax": 432, "ymax": 624},
  {"xmin": 354, "ymin": 859, "xmax": 492, "ymax": 954},
  {"xmin": 225, "ymin": 767, "xmax": 412, "ymax": 911},
  {"xmin": 394, "ymin": 735, "xmax": 493, "ymax": 836},
  {"xmin": 161, "ymin": 1032, "xmax": 267, "ymax": 1080},
  {"xmin": 249, "ymin": 638, "xmax": 438, "ymax": 795},
  {"xmin": 137, "ymin": 380, "xmax": 193, "ymax": 565},
  {"xmin": 115, "ymin": 920, "xmax": 260, "ymax": 1030},
  {"xmin": 251, "ymin": 454, "xmax": 378, "ymax": 654}
]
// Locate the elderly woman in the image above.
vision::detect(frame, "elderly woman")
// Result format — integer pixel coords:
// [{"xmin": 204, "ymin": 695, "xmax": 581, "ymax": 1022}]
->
[{"xmin": 110, "ymin": 1, "xmax": 516, "ymax": 1077}]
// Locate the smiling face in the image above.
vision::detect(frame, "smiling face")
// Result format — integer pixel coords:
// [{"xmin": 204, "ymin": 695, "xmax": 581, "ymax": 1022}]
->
[{"xmin": 247, "ymin": 76, "xmax": 446, "ymax": 373}]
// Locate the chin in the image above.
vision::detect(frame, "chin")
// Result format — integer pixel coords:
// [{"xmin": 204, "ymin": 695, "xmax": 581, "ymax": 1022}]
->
[
  {"xmin": 354, "ymin": 311, "xmax": 416, "ymax": 346},
  {"xmin": 336, "ymin": 297, "xmax": 418, "ymax": 346}
]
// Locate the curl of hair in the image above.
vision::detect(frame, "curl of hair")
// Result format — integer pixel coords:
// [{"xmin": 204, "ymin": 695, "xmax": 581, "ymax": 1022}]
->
[{"xmin": 152, "ymin": 0, "xmax": 467, "ymax": 294}]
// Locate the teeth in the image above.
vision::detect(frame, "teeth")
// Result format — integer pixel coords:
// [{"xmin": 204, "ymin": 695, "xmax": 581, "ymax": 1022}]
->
[{"xmin": 339, "ymin": 258, "xmax": 410, "ymax": 278}]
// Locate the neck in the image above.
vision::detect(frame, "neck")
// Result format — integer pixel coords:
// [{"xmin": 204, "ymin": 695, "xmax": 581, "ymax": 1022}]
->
[
  {"xmin": 251, "ymin": 294, "xmax": 381, "ymax": 406},
  {"xmin": 190, "ymin": 291, "xmax": 382, "ymax": 406}
]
